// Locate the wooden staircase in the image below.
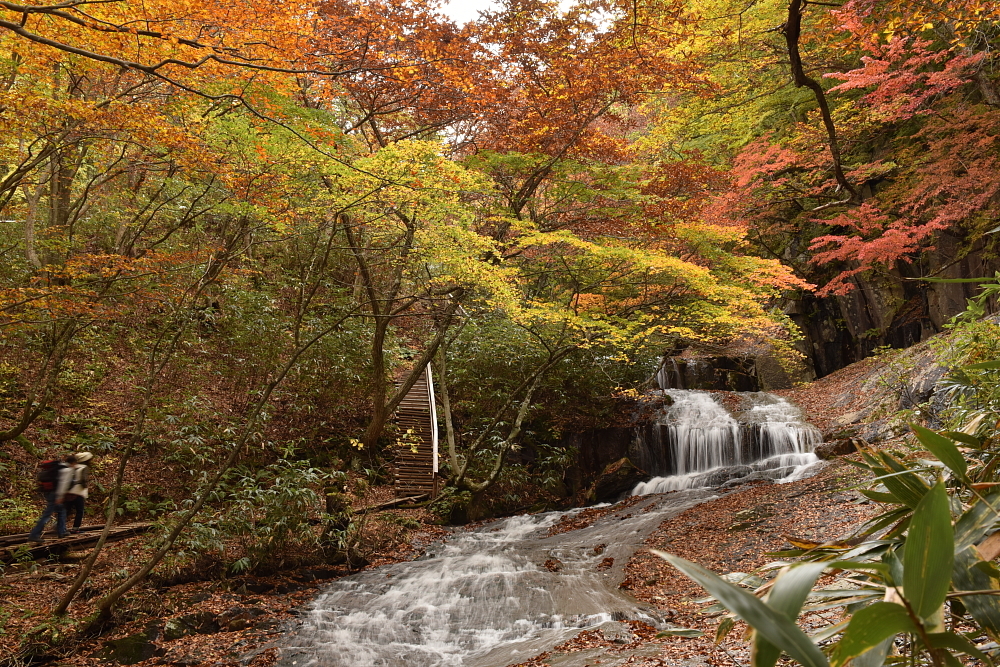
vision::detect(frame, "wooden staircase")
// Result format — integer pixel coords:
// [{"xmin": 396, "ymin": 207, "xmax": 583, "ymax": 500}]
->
[{"xmin": 392, "ymin": 365, "xmax": 440, "ymax": 499}]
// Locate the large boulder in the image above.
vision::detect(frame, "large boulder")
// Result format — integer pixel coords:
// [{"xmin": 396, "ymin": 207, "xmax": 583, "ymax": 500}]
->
[
  {"xmin": 219, "ymin": 606, "xmax": 268, "ymax": 631},
  {"xmin": 97, "ymin": 629, "xmax": 164, "ymax": 665},
  {"xmin": 591, "ymin": 458, "xmax": 648, "ymax": 501}
]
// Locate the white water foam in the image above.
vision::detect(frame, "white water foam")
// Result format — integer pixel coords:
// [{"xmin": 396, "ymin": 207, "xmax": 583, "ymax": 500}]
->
[
  {"xmin": 279, "ymin": 490, "xmax": 717, "ymax": 667},
  {"xmin": 631, "ymin": 390, "xmax": 822, "ymax": 495}
]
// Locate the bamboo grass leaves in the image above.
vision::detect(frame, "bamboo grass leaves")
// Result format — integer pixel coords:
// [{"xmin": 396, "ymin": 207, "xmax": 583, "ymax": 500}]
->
[
  {"xmin": 901, "ymin": 481, "xmax": 953, "ymax": 623},
  {"xmin": 654, "ymin": 554, "xmax": 829, "ymax": 667},
  {"xmin": 656, "ymin": 424, "xmax": 1000, "ymax": 667}
]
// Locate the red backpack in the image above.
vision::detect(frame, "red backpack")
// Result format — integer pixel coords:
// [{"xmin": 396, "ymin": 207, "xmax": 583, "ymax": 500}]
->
[{"xmin": 36, "ymin": 459, "xmax": 65, "ymax": 492}]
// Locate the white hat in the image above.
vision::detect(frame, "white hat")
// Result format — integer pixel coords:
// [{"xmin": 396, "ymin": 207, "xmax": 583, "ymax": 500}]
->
[{"xmin": 73, "ymin": 452, "xmax": 94, "ymax": 463}]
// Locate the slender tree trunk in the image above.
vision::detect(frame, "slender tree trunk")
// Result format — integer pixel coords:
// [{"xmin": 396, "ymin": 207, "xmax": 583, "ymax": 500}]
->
[
  {"xmin": 53, "ymin": 318, "xmax": 188, "ymax": 616},
  {"xmin": 54, "ymin": 221, "xmax": 257, "ymax": 616},
  {"xmin": 22, "ymin": 179, "xmax": 46, "ymax": 270},
  {"xmin": 0, "ymin": 319, "xmax": 77, "ymax": 444},
  {"xmin": 81, "ymin": 310, "xmax": 355, "ymax": 627},
  {"xmin": 783, "ymin": 0, "xmax": 858, "ymax": 200},
  {"xmin": 437, "ymin": 344, "xmax": 574, "ymax": 493}
]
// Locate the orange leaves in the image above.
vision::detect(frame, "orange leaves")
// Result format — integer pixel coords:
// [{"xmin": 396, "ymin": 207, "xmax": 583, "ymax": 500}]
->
[
  {"xmin": 0, "ymin": 0, "xmax": 326, "ymax": 99},
  {"xmin": 1, "ymin": 249, "xmax": 215, "ymax": 328}
]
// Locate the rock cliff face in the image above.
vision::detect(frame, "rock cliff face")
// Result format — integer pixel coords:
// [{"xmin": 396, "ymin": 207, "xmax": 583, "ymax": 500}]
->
[{"xmin": 786, "ymin": 239, "xmax": 999, "ymax": 378}]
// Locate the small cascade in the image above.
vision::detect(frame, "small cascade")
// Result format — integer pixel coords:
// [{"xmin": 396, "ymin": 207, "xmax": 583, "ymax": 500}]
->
[
  {"xmin": 279, "ymin": 490, "xmax": 718, "ymax": 667},
  {"xmin": 631, "ymin": 390, "xmax": 821, "ymax": 495}
]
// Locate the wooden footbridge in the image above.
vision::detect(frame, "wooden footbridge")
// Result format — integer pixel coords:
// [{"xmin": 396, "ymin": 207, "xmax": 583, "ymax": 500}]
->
[
  {"xmin": 393, "ymin": 364, "xmax": 440, "ymax": 499},
  {"xmin": 0, "ymin": 523, "xmax": 152, "ymax": 562}
]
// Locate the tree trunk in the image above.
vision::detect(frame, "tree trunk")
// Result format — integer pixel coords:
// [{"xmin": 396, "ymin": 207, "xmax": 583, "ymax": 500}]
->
[{"xmin": 783, "ymin": 0, "xmax": 858, "ymax": 200}]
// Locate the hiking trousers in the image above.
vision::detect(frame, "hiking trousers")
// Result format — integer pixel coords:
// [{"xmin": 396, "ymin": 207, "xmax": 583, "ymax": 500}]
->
[
  {"xmin": 65, "ymin": 495, "xmax": 85, "ymax": 530},
  {"xmin": 28, "ymin": 491, "xmax": 68, "ymax": 540}
]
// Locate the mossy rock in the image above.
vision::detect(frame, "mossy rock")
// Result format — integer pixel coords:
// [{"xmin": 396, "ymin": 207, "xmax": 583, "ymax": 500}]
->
[{"xmin": 97, "ymin": 633, "xmax": 164, "ymax": 665}]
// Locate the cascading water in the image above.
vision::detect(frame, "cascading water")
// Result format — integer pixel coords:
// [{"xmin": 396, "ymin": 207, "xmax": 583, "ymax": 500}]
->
[
  {"xmin": 279, "ymin": 389, "xmax": 823, "ymax": 667},
  {"xmin": 278, "ymin": 490, "xmax": 718, "ymax": 667},
  {"xmin": 631, "ymin": 390, "xmax": 822, "ymax": 495}
]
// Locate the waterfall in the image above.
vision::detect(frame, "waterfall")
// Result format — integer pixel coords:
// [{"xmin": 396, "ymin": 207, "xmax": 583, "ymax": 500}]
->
[{"xmin": 631, "ymin": 390, "xmax": 821, "ymax": 495}]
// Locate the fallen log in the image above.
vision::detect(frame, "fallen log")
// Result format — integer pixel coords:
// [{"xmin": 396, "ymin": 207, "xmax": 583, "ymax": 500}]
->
[{"xmin": 355, "ymin": 495, "xmax": 427, "ymax": 514}]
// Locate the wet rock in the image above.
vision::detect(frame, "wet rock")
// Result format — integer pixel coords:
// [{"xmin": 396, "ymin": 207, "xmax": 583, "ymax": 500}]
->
[
  {"xmin": 599, "ymin": 621, "xmax": 636, "ymax": 644},
  {"xmin": 900, "ymin": 363, "xmax": 947, "ymax": 410},
  {"xmin": 274, "ymin": 582, "xmax": 304, "ymax": 594},
  {"xmin": 597, "ymin": 557, "xmax": 614, "ymax": 571},
  {"xmin": 246, "ymin": 582, "xmax": 275, "ymax": 594},
  {"xmin": 98, "ymin": 632, "xmax": 165, "ymax": 665},
  {"xmin": 253, "ymin": 617, "xmax": 283, "ymax": 632},
  {"xmin": 591, "ymin": 458, "xmax": 648, "ymax": 501},
  {"xmin": 238, "ymin": 644, "xmax": 280, "ymax": 666},
  {"xmin": 163, "ymin": 611, "xmax": 221, "ymax": 640},
  {"xmin": 832, "ymin": 410, "xmax": 865, "ymax": 427},
  {"xmin": 815, "ymin": 438, "xmax": 864, "ymax": 459},
  {"xmin": 158, "ymin": 648, "xmax": 212, "ymax": 666},
  {"xmin": 543, "ymin": 558, "xmax": 563, "ymax": 572},
  {"xmin": 858, "ymin": 419, "xmax": 899, "ymax": 443},
  {"xmin": 291, "ymin": 567, "xmax": 339, "ymax": 583}
]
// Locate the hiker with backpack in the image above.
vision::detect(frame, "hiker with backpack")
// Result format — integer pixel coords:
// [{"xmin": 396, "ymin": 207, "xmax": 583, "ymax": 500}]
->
[
  {"xmin": 64, "ymin": 452, "xmax": 93, "ymax": 533},
  {"xmin": 28, "ymin": 454, "xmax": 74, "ymax": 544}
]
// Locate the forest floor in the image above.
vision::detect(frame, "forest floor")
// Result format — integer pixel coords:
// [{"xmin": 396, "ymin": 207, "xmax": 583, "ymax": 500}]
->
[
  {"xmin": 0, "ymin": 494, "xmax": 449, "ymax": 666},
  {"xmin": 0, "ymin": 457, "xmax": 877, "ymax": 667}
]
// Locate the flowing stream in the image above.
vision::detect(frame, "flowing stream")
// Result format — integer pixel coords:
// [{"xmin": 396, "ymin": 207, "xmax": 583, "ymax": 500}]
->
[{"xmin": 278, "ymin": 390, "xmax": 822, "ymax": 667}]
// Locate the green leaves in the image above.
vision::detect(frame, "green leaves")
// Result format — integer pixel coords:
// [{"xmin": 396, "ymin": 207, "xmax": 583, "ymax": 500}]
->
[
  {"xmin": 653, "ymin": 421, "xmax": 982, "ymax": 667},
  {"xmin": 753, "ymin": 563, "xmax": 827, "ymax": 667},
  {"xmin": 953, "ymin": 546, "xmax": 1000, "ymax": 641},
  {"xmin": 859, "ymin": 449, "xmax": 930, "ymax": 508},
  {"xmin": 654, "ymin": 551, "xmax": 829, "ymax": 667},
  {"xmin": 902, "ymin": 480, "xmax": 954, "ymax": 622},
  {"xmin": 964, "ymin": 360, "xmax": 1000, "ymax": 370},
  {"xmin": 657, "ymin": 627, "xmax": 705, "ymax": 638},
  {"xmin": 910, "ymin": 424, "xmax": 968, "ymax": 483},
  {"xmin": 831, "ymin": 602, "xmax": 917, "ymax": 667}
]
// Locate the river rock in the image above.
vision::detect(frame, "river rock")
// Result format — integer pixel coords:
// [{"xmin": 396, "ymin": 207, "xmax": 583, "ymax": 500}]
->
[
  {"xmin": 163, "ymin": 611, "xmax": 221, "ymax": 640},
  {"xmin": 591, "ymin": 458, "xmax": 648, "ymax": 501},
  {"xmin": 219, "ymin": 606, "xmax": 268, "ymax": 631},
  {"xmin": 814, "ymin": 438, "xmax": 864, "ymax": 460},
  {"xmin": 599, "ymin": 621, "xmax": 636, "ymax": 644}
]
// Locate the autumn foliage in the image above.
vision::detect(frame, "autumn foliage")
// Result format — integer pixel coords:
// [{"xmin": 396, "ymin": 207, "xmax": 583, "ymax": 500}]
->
[
  {"xmin": 4, "ymin": 0, "xmax": 997, "ymax": 633},
  {"xmin": 680, "ymin": 0, "xmax": 999, "ymax": 297}
]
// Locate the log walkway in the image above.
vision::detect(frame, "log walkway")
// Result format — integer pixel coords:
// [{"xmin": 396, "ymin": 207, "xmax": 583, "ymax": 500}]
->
[{"xmin": 0, "ymin": 523, "xmax": 152, "ymax": 561}]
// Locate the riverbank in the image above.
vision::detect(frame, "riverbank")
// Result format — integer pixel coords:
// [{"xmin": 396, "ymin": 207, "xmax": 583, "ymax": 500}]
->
[
  {"xmin": 510, "ymin": 459, "xmax": 877, "ymax": 667},
  {"xmin": 0, "ymin": 499, "xmax": 449, "ymax": 666},
  {"xmin": 1, "ymin": 458, "xmax": 875, "ymax": 667},
  {"xmin": 3, "ymin": 352, "xmax": 892, "ymax": 666}
]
